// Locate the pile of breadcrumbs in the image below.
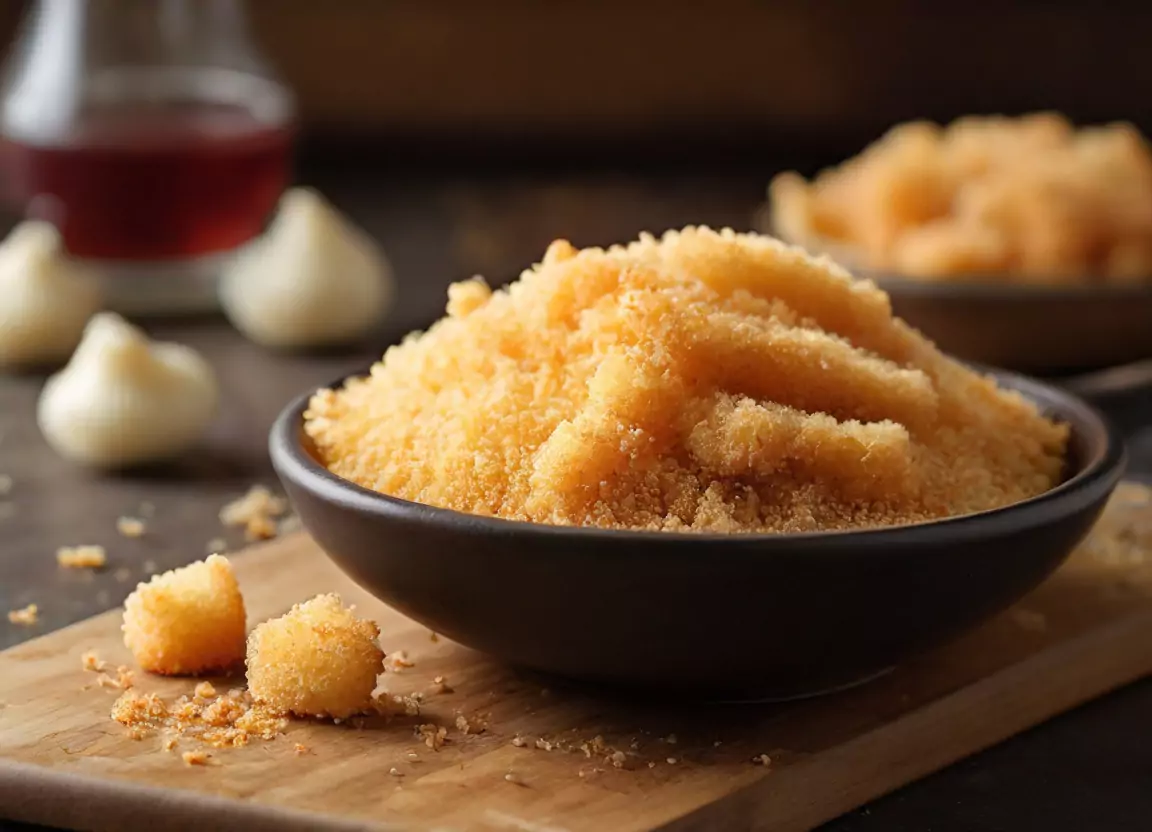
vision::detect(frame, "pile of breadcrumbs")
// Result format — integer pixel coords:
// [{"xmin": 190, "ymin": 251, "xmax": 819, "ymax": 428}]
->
[{"xmin": 305, "ymin": 227, "xmax": 1067, "ymax": 532}]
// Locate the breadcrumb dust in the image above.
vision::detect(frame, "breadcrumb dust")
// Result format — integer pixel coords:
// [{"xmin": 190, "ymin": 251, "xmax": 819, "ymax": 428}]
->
[
  {"xmin": 182, "ymin": 750, "xmax": 209, "ymax": 766},
  {"xmin": 7, "ymin": 604, "xmax": 38, "ymax": 625},
  {"xmin": 81, "ymin": 650, "xmax": 106, "ymax": 672},
  {"xmin": 220, "ymin": 486, "xmax": 288, "ymax": 541},
  {"xmin": 417, "ymin": 723, "xmax": 448, "ymax": 750},
  {"xmin": 111, "ymin": 687, "xmax": 287, "ymax": 750},
  {"xmin": 56, "ymin": 545, "xmax": 106, "ymax": 569},
  {"xmin": 116, "ymin": 517, "xmax": 146, "ymax": 538},
  {"xmin": 306, "ymin": 227, "xmax": 1067, "ymax": 533}
]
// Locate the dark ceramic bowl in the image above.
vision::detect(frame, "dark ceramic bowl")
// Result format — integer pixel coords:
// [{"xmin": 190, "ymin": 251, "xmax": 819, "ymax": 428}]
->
[
  {"xmin": 270, "ymin": 371, "xmax": 1125, "ymax": 701},
  {"xmin": 874, "ymin": 276, "xmax": 1152, "ymax": 376}
]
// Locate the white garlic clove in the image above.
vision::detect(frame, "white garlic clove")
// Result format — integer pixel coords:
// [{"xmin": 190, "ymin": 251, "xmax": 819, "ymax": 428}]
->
[
  {"xmin": 219, "ymin": 187, "xmax": 395, "ymax": 348},
  {"xmin": 36, "ymin": 313, "xmax": 219, "ymax": 468},
  {"xmin": 0, "ymin": 221, "xmax": 102, "ymax": 370}
]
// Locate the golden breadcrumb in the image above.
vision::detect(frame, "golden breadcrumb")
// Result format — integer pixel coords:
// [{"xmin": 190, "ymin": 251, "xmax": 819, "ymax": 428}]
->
[
  {"xmin": 182, "ymin": 750, "xmax": 209, "ymax": 766},
  {"xmin": 246, "ymin": 593, "xmax": 384, "ymax": 718},
  {"xmin": 305, "ymin": 227, "xmax": 1067, "ymax": 533},
  {"xmin": 194, "ymin": 681, "xmax": 217, "ymax": 699},
  {"xmin": 122, "ymin": 555, "xmax": 247, "ymax": 675},
  {"xmin": 7, "ymin": 604, "xmax": 38, "ymax": 625},
  {"xmin": 220, "ymin": 486, "xmax": 288, "ymax": 541},
  {"xmin": 769, "ymin": 113, "xmax": 1152, "ymax": 284},
  {"xmin": 417, "ymin": 723, "xmax": 448, "ymax": 750},
  {"xmin": 116, "ymin": 517, "xmax": 146, "ymax": 538},
  {"xmin": 293, "ymin": 743, "xmax": 309, "ymax": 755},
  {"xmin": 56, "ymin": 545, "xmax": 107, "ymax": 569},
  {"xmin": 81, "ymin": 650, "xmax": 106, "ymax": 672},
  {"xmin": 111, "ymin": 687, "xmax": 286, "ymax": 750}
]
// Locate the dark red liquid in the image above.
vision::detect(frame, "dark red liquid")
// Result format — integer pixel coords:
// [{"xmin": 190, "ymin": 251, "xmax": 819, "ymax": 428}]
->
[{"xmin": 2, "ymin": 104, "xmax": 293, "ymax": 261}]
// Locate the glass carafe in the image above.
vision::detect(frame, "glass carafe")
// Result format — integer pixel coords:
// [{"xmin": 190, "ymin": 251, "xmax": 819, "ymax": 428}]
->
[{"xmin": 0, "ymin": 0, "xmax": 296, "ymax": 315}]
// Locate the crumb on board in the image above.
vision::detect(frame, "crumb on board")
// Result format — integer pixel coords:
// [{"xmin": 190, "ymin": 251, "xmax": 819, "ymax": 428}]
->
[
  {"xmin": 504, "ymin": 771, "xmax": 525, "ymax": 786},
  {"xmin": 111, "ymin": 687, "xmax": 287, "ymax": 750},
  {"xmin": 194, "ymin": 681, "xmax": 217, "ymax": 699},
  {"xmin": 666, "ymin": 757, "xmax": 678, "ymax": 765},
  {"xmin": 609, "ymin": 750, "xmax": 627, "ymax": 769},
  {"xmin": 753, "ymin": 754, "xmax": 772, "ymax": 766},
  {"xmin": 432, "ymin": 675, "xmax": 453, "ymax": 694},
  {"xmin": 122, "ymin": 555, "xmax": 247, "ymax": 675},
  {"xmin": 406, "ymin": 751, "xmax": 420, "ymax": 761},
  {"xmin": 511, "ymin": 735, "xmax": 527, "ymax": 748},
  {"xmin": 182, "ymin": 750, "xmax": 209, "ymax": 766},
  {"xmin": 389, "ymin": 767, "xmax": 403, "ymax": 777},
  {"xmin": 417, "ymin": 723, "xmax": 448, "ymax": 750},
  {"xmin": 56, "ymin": 545, "xmax": 107, "ymax": 569},
  {"xmin": 163, "ymin": 737, "xmax": 178, "ymax": 752},
  {"xmin": 429, "ymin": 631, "xmax": 440, "ymax": 642},
  {"xmin": 246, "ymin": 593, "xmax": 383, "ymax": 719},
  {"xmin": 387, "ymin": 650, "xmax": 415, "ymax": 671},
  {"xmin": 293, "ymin": 743, "xmax": 309, "ymax": 756},
  {"xmin": 7, "ymin": 604, "xmax": 38, "ymax": 626},
  {"xmin": 81, "ymin": 650, "xmax": 106, "ymax": 672},
  {"xmin": 116, "ymin": 517, "xmax": 146, "ymax": 538},
  {"xmin": 219, "ymin": 485, "xmax": 288, "ymax": 541}
]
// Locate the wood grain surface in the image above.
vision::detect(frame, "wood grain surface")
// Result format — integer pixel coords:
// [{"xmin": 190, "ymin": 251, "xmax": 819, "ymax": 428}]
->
[{"xmin": 1, "ymin": 485, "xmax": 1151, "ymax": 832}]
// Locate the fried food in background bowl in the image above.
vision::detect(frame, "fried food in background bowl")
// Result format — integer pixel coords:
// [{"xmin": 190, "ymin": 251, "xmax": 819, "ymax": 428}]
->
[{"xmin": 762, "ymin": 113, "xmax": 1152, "ymax": 373}]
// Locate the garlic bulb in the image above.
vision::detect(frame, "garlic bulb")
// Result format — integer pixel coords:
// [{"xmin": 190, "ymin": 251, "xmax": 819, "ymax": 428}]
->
[
  {"xmin": 37, "ymin": 313, "xmax": 218, "ymax": 468},
  {"xmin": 219, "ymin": 188, "xmax": 395, "ymax": 348},
  {"xmin": 0, "ymin": 221, "xmax": 101, "ymax": 370}
]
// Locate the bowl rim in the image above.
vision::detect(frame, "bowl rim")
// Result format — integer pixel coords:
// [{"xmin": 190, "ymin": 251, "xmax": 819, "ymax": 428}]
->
[{"xmin": 270, "ymin": 368, "xmax": 1126, "ymax": 549}]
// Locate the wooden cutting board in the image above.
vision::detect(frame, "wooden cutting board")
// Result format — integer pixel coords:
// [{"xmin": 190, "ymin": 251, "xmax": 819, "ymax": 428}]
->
[{"xmin": 2, "ymin": 483, "xmax": 1151, "ymax": 832}]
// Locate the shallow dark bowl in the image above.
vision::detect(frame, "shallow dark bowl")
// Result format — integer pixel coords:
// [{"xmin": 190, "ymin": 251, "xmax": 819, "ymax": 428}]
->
[
  {"xmin": 270, "ymin": 371, "xmax": 1125, "ymax": 701},
  {"xmin": 874, "ymin": 276, "xmax": 1152, "ymax": 375}
]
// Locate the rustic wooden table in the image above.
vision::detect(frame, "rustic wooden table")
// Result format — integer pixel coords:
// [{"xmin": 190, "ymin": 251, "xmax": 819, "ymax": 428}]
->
[{"xmin": 2, "ymin": 168, "xmax": 1151, "ymax": 831}]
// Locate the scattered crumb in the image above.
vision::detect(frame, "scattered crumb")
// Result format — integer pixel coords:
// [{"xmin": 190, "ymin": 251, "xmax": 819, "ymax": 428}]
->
[
  {"xmin": 389, "ymin": 767, "xmax": 403, "ymax": 777},
  {"xmin": 1012, "ymin": 609, "xmax": 1048, "ymax": 632},
  {"xmin": 753, "ymin": 754, "xmax": 772, "ymax": 766},
  {"xmin": 182, "ymin": 750, "xmax": 209, "ymax": 766},
  {"xmin": 417, "ymin": 723, "xmax": 448, "ymax": 750},
  {"xmin": 454, "ymin": 713, "xmax": 486, "ymax": 735},
  {"xmin": 386, "ymin": 694, "xmax": 423, "ymax": 717},
  {"xmin": 122, "ymin": 555, "xmax": 247, "ymax": 675},
  {"xmin": 194, "ymin": 682, "xmax": 217, "ymax": 699},
  {"xmin": 205, "ymin": 537, "xmax": 227, "ymax": 555},
  {"xmin": 406, "ymin": 751, "xmax": 420, "ymax": 761},
  {"xmin": 648, "ymin": 761, "xmax": 657, "ymax": 769},
  {"xmin": 666, "ymin": 757, "xmax": 678, "ymax": 765},
  {"xmin": 81, "ymin": 650, "xmax": 106, "ymax": 672},
  {"xmin": 7, "ymin": 604, "xmax": 38, "ymax": 625},
  {"xmin": 219, "ymin": 485, "xmax": 288, "ymax": 541},
  {"xmin": 111, "ymin": 688, "xmax": 287, "ymax": 750},
  {"xmin": 429, "ymin": 631, "xmax": 440, "ymax": 642},
  {"xmin": 535, "ymin": 738, "xmax": 554, "ymax": 751},
  {"xmin": 387, "ymin": 650, "xmax": 415, "ymax": 672},
  {"xmin": 56, "ymin": 545, "xmax": 107, "ymax": 569},
  {"xmin": 163, "ymin": 737, "xmax": 178, "ymax": 752},
  {"xmin": 293, "ymin": 743, "xmax": 309, "ymax": 756},
  {"xmin": 116, "ymin": 517, "xmax": 146, "ymax": 538},
  {"xmin": 504, "ymin": 771, "xmax": 525, "ymax": 786},
  {"xmin": 95, "ymin": 666, "xmax": 135, "ymax": 690},
  {"xmin": 247, "ymin": 593, "xmax": 383, "ymax": 719},
  {"xmin": 511, "ymin": 735, "xmax": 527, "ymax": 748},
  {"xmin": 432, "ymin": 675, "xmax": 453, "ymax": 694},
  {"xmin": 609, "ymin": 750, "xmax": 627, "ymax": 769}
]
